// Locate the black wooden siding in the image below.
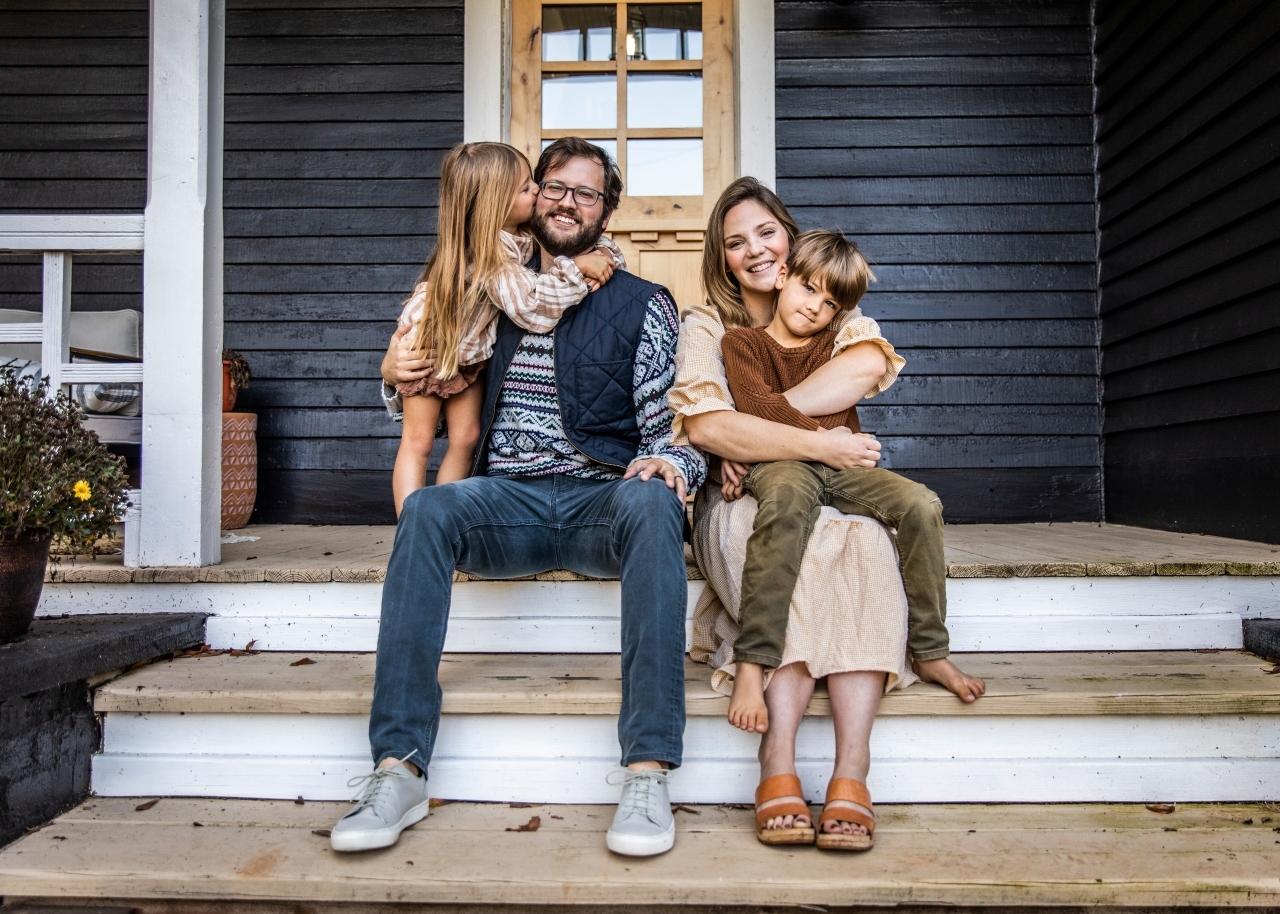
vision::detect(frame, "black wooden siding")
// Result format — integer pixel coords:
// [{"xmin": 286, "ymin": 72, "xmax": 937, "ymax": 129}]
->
[
  {"xmin": 1096, "ymin": 0, "xmax": 1280, "ymax": 543},
  {"xmin": 0, "ymin": 1, "xmax": 147, "ymax": 317},
  {"xmin": 223, "ymin": 0, "xmax": 463, "ymax": 523},
  {"xmin": 775, "ymin": 0, "xmax": 1101, "ymax": 522}
]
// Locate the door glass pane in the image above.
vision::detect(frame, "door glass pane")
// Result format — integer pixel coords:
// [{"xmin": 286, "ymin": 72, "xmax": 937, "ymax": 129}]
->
[
  {"xmin": 543, "ymin": 138, "xmax": 618, "ymax": 164},
  {"xmin": 627, "ymin": 139, "xmax": 702, "ymax": 195},
  {"xmin": 543, "ymin": 5, "xmax": 616, "ymax": 61},
  {"xmin": 626, "ymin": 4, "xmax": 701, "ymax": 60},
  {"xmin": 628, "ymin": 72, "xmax": 701, "ymax": 128},
  {"xmin": 542, "ymin": 74, "xmax": 617, "ymax": 129}
]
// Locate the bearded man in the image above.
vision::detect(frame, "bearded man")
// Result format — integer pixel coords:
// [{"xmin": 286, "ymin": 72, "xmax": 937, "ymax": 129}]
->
[{"xmin": 333, "ymin": 137, "xmax": 705, "ymax": 858}]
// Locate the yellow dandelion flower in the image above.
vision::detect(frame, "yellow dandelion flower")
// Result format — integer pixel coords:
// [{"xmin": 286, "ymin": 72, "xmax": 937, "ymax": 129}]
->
[{"xmin": 73, "ymin": 480, "xmax": 92, "ymax": 501}]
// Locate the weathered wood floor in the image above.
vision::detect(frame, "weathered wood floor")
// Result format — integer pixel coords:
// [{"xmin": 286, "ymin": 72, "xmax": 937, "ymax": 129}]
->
[
  {"xmin": 93, "ymin": 649, "xmax": 1280, "ymax": 718},
  {"xmin": 46, "ymin": 522, "xmax": 1280, "ymax": 583},
  {"xmin": 2, "ymin": 800, "xmax": 1278, "ymax": 907}
]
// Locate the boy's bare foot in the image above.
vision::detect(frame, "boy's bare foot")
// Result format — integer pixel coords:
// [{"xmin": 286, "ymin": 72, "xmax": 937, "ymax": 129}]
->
[
  {"xmin": 729, "ymin": 663, "xmax": 769, "ymax": 733},
  {"xmin": 913, "ymin": 656, "xmax": 985, "ymax": 703}
]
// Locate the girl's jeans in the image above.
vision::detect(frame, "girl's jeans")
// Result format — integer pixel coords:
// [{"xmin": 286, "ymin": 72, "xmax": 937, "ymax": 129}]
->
[{"xmin": 370, "ymin": 473, "xmax": 688, "ymax": 775}]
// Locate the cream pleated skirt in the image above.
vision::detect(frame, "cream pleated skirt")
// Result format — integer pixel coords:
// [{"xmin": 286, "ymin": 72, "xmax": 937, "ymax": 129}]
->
[{"xmin": 690, "ymin": 488, "xmax": 917, "ymax": 696}]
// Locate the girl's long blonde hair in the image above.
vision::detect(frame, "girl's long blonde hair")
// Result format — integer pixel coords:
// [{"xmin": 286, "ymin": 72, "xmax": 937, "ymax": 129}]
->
[
  {"xmin": 412, "ymin": 142, "xmax": 531, "ymax": 379},
  {"xmin": 700, "ymin": 177, "xmax": 800, "ymax": 329}
]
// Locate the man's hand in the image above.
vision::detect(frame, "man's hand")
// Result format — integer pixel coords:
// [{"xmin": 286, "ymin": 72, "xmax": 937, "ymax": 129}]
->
[
  {"xmin": 624, "ymin": 457, "xmax": 687, "ymax": 502},
  {"xmin": 573, "ymin": 251, "xmax": 615, "ymax": 291},
  {"xmin": 814, "ymin": 426, "xmax": 881, "ymax": 470},
  {"xmin": 381, "ymin": 324, "xmax": 438, "ymax": 386}
]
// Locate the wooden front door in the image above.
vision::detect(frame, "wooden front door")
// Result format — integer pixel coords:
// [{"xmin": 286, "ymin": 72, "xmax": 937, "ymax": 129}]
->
[{"xmin": 510, "ymin": 0, "xmax": 735, "ymax": 309}]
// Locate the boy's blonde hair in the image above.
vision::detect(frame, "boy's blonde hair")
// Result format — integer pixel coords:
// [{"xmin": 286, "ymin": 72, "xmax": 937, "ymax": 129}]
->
[
  {"xmin": 785, "ymin": 230, "xmax": 876, "ymax": 312},
  {"xmin": 412, "ymin": 141, "xmax": 531, "ymax": 379}
]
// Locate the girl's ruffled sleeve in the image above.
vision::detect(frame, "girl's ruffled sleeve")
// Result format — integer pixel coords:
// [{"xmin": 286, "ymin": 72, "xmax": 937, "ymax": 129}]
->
[
  {"xmin": 488, "ymin": 231, "xmax": 591, "ymax": 334},
  {"xmin": 831, "ymin": 307, "xmax": 906, "ymax": 398},
  {"xmin": 669, "ymin": 304, "xmax": 736, "ymax": 448}
]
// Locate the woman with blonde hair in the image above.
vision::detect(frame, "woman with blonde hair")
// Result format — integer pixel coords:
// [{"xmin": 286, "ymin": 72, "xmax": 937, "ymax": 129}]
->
[
  {"xmin": 391, "ymin": 141, "xmax": 624, "ymax": 513},
  {"xmin": 671, "ymin": 177, "xmax": 985, "ymax": 849}
]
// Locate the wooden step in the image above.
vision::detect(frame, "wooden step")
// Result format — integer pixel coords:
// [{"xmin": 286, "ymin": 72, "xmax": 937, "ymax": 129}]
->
[
  {"xmin": 39, "ymin": 523, "xmax": 1280, "ymax": 654},
  {"xmin": 3, "ymin": 798, "xmax": 1278, "ymax": 908},
  {"xmin": 89, "ymin": 651, "xmax": 1280, "ymax": 804}
]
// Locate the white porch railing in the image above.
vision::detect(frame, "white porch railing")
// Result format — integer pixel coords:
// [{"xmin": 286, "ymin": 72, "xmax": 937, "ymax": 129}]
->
[{"xmin": 0, "ymin": 214, "xmax": 146, "ymax": 564}]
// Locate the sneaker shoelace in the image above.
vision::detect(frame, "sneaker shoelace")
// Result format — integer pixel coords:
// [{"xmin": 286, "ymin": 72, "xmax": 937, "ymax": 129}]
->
[
  {"xmin": 607, "ymin": 768, "xmax": 668, "ymax": 823},
  {"xmin": 346, "ymin": 750, "xmax": 420, "ymax": 814}
]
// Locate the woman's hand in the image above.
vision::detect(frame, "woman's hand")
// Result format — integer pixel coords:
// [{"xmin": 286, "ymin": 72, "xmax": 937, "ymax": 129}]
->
[
  {"xmin": 573, "ymin": 251, "xmax": 615, "ymax": 291},
  {"xmin": 381, "ymin": 324, "xmax": 438, "ymax": 386},
  {"xmin": 814, "ymin": 427, "xmax": 881, "ymax": 470},
  {"xmin": 721, "ymin": 476, "xmax": 743, "ymax": 502}
]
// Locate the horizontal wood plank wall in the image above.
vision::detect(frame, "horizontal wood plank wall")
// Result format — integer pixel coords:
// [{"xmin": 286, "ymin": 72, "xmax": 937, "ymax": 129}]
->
[
  {"xmin": 224, "ymin": 0, "xmax": 463, "ymax": 523},
  {"xmin": 1096, "ymin": 0, "xmax": 1280, "ymax": 543},
  {"xmin": 0, "ymin": 1, "xmax": 146, "ymax": 316},
  {"xmin": 775, "ymin": 0, "xmax": 1101, "ymax": 522}
]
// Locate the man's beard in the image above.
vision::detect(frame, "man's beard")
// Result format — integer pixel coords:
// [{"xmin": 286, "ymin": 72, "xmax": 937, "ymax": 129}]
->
[{"xmin": 530, "ymin": 204, "xmax": 606, "ymax": 258}]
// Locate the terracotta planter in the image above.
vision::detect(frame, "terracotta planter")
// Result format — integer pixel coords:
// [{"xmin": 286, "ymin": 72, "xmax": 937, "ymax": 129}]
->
[
  {"xmin": 222, "ymin": 359, "xmax": 239, "ymax": 412},
  {"xmin": 0, "ymin": 532, "xmax": 53, "ymax": 643},
  {"xmin": 222, "ymin": 411, "xmax": 258, "ymax": 529}
]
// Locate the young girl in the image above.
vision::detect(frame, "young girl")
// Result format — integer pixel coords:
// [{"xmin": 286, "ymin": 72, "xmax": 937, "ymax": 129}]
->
[{"xmin": 392, "ymin": 142, "xmax": 624, "ymax": 514}]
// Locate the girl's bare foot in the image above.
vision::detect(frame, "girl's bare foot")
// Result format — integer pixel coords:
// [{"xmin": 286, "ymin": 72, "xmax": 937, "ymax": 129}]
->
[
  {"xmin": 913, "ymin": 656, "xmax": 985, "ymax": 703},
  {"xmin": 729, "ymin": 663, "xmax": 769, "ymax": 733}
]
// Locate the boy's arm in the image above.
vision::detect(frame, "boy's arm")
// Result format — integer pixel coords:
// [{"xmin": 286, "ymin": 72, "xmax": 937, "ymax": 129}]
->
[{"xmin": 723, "ymin": 332, "xmax": 824, "ymax": 432}]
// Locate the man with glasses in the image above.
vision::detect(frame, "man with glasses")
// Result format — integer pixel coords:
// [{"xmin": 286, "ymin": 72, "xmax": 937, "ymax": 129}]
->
[{"xmin": 337, "ymin": 137, "xmax": 705, "ymax": 857}]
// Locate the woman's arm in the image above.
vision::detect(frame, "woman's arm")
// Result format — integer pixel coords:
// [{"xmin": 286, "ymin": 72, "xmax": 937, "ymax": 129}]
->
[
  {"xmin": 684, "ymin": 409, "xmax": 881, "ymax": 469},
  {"xmin": 783, "ymin": 340, "xmax": 888, "ymax": 417}
]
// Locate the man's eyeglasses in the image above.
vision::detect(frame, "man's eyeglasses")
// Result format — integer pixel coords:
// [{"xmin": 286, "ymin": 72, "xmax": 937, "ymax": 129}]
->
[{"xmin": 538, "ymin": 181, "xmax": 604, "ymax": 207}]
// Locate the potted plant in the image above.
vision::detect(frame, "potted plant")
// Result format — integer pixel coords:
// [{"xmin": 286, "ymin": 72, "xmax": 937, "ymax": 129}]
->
[
  {"xmin": 222, "ymin": 349, "xmax": 250, "ymax": 412},
  {"xmin": 0, "ymin": 369, "xmax": 129, "ymax": 642}
]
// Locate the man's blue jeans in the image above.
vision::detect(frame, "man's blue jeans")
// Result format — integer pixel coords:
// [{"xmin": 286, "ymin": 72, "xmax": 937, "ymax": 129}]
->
[{"xmin": 370, "ymin": 473, "xmax": 688, "ymax": 775}]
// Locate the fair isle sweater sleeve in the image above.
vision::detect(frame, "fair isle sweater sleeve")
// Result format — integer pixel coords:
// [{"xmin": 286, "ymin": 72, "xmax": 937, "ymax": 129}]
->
[{"xmin": 630, "ymin": 290, "xmax": 708, "ymax": 492}]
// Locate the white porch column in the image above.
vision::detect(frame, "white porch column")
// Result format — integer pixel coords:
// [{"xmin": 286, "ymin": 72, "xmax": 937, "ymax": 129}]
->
[
  {"xmin": 735, "ymin": 0, "xmax": 775, "ymax": 188},
  {"xmin": 141, "ymin": 0, "xmax": 224, "ymax": 566},
  {"xmin": 465, "ymin": 0, "xmax": 506, "ymax": 142}
]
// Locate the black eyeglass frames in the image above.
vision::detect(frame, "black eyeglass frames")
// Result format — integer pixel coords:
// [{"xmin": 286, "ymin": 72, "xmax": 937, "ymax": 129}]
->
[{"xmin": 538, "ymin": 181, "xmax": 604, "ymax": 207}]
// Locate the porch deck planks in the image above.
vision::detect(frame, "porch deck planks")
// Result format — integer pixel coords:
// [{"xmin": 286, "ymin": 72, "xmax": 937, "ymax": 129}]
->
[
  {"xmin": 2, "ymin": 799, "xmax": 1278, "ymax": 907},
  {"xmin": 93, "ymin": 650, "xmax": 1280, "ymax": 718},
  {"xmin": 45, "ymin": 522, "xmax": 1280, "ymax": 584}
]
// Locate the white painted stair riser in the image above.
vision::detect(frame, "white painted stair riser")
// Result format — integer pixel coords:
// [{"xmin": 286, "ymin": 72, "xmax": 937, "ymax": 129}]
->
[
  {"xmin": 91, "ymin": 712, "xmax": 1280, "ymax": 804},
  {"xmin": 40, "ymin": 576, "xmax": 1278, "ymax": 652}
]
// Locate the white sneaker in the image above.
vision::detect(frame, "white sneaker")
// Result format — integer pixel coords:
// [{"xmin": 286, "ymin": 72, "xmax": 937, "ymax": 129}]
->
[
  {"xmin": 605, "ymin": 768, "xmax": 676, "ymax": 856},
  {"xmin": 330, "ymin": 755, "xmax": 430, "ymax": 852}
]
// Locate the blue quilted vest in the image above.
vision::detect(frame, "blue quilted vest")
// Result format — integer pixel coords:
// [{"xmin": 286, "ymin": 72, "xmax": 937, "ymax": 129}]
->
[{"xmin": 472, "ymin": 268, "xmax": 667, "ymax": 476}]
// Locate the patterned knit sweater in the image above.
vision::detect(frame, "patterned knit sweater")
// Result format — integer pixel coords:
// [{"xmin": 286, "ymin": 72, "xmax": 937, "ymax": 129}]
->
[{"xmin": 486, "ymin": 289, "xmax": 706, "ymax": 488}]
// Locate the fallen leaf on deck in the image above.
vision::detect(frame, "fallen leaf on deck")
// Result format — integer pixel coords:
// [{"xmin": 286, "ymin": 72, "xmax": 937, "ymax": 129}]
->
[
  {"xmin": 429, "ymin": 798, "xmax": 450, "ymax": 808},
  {"xmin": 192, "ymin": 821, "xmax": 204, "ymax": 827},
  {"xmin": 673, "ymin": 804, "xmax": 700, "ymax": 814},
  {"xmin": 290, "ymin": 657, "xmax": 317, "ymax": 666},
  {"xmin": 245, "ymin": 640, "xmax": 257, "ymax": 651},
  {"xmin": 506, "ymin": 816, "xmax": 541, "ymax": 832},
  {"xmin": 1146, "ymin": 803, "xmax": 1176, "ymax": 814},
  {"xmin": 509, "ymin": 802, "xmax": 536, "ymax": 808},
  {"xmin": 135, "ymin": 799, "xmax": 159, "ymax": 811},
  {"xmin": 294, "ymin": 797, "xmax": 305, "ymax": 805},
  {"xmin": 1263, "ymin": 666, "xmax": 1280, "ymax": 674},
  {"xmin": 312, "ymin": 829, "xmax": 332, "ymax": 838},
  {"xmin": 550, "ymin": 815, "xmax": 564, "ymax": 820}
]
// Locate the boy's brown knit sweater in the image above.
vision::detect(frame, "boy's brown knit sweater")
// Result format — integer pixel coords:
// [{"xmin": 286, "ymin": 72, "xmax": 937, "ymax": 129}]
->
[{"xmin": 722, "ymin": 325, "xmax": 861, "ymax": 433}]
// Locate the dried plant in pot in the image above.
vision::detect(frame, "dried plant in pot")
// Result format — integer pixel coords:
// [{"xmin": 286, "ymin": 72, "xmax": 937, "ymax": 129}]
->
[
  {"xmin": 222, "ymin": 349, "xmax": 250, "ymax": 412},
  {"xmin": 0, "ymin": 369, "xmax": 129, "ymax": 642}
]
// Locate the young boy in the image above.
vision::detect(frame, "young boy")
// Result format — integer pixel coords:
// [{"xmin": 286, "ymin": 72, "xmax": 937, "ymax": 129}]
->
[{"xmin": 721, "ymin": 230, "xmax": 978, "ymax": 733}]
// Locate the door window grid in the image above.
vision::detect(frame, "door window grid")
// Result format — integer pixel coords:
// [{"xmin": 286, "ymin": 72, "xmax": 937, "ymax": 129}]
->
[{"xmin": 537, "ymin": 1, "xmax": 704, "ymax": 199}]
